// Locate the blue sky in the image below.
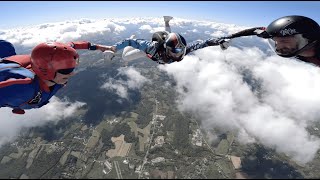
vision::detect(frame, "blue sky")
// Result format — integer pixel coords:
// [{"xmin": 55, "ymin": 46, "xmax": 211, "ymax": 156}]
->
[{"xmin": 1, "ymin": 1, "xmax": 319, "ymax": 29}]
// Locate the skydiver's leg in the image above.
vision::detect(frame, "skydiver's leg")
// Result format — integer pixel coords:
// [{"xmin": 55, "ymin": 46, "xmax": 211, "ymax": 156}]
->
[
  {"xmin": 121, "ymin": 34, "xmax": 147, "ymax": 61},
  {"xmin": 122, "ymin": 46, "xmax": 147, "ymax": 61},
  {"xmin": 164, "ymin": 16, "xmax": 173, "ymax": 33}
]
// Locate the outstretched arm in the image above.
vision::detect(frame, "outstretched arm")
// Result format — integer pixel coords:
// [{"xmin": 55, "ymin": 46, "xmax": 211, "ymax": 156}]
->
[
  {"xmin": 67, "ymin": 41, "xmax": 109, "ymax": 52},
  {"xmin": 185, "ymin": 26, "xmax": 269, "ymax": 55},
  {"xmin": 221, "ymin": 27, "xmax": 269, "ymax": 39},
  {"xmin": 186, "ymin": 38, "xmax": 230, "ymax": 55}
]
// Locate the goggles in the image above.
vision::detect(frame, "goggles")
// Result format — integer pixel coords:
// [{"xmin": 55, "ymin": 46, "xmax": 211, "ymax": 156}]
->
[
  {"xmin": 267, "ymin": 34, "xmax": 310, "ymax": 57},
  {"xmin": 57, "ymin": 68, "xmax": 75, "ymax": 75},
  {"xmin": 166, "ymin": 46, "xmax": 186, "ymax": 60}
]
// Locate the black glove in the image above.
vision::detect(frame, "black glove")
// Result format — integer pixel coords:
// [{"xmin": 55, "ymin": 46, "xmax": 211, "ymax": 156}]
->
[
  {"xmin": 206, "ymin": 38, "xmax": 231, "ymax": 50},
  {"xmin": 218, "ymin": 39, "xmax": 230, "ymax": 50},
  {"xmin": 206, "ymin": 38, "xmax": 220, "ymax": 46},
  {"xmin": 253, "ymin": 27, "xmax": 271, "ymax": 38}
]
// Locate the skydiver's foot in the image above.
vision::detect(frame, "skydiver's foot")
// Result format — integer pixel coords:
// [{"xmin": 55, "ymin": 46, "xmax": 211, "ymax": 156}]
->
[
  {"xmin": 12, "ymin": 108, "xmax": 25, "ymax": 114},
  {"xmin": 163, "ymin": 16, "xmax": 173, "ymax": 22}
]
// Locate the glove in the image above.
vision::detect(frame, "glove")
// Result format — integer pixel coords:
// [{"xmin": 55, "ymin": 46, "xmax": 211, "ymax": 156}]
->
[
  {"xmin": 103, "ymin": 50, "xmax": 115, "ymax": 61},
  {"xmin": 254, "ymin": 28, "xmax": 270, "ymax": 38},
  {"xmin": 218, "ymin": 39, "xmax": 230, "ymax": 50}
]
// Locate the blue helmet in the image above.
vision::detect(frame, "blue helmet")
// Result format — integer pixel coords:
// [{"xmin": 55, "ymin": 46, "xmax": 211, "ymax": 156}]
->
[{"xmin": 0, "ymin": 40, "xmax": 16, "ymax": 58}]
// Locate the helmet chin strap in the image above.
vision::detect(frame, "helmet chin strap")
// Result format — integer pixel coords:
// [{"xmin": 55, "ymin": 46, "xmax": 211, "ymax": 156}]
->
[
  {"xmin": 48, "ymin": 79, "xmax": 67, "ymax": 86},
  {"xmin": 277, "ymin": 40, "xmax": 318, "ymax": 58},
  {"xmin": 47, "ymin": 73, "xmax": 60, "ymax": 85},
  {"xmin": 49, "ymin": 80, "xmax": 57, "ymax": 84},
  {"xmin": 49, "ymin": 73, "xmax": 58, "ymax": 84}
]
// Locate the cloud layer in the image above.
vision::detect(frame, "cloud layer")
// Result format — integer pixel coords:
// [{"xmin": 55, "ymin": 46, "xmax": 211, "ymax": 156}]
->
[
  {"xmin": 0, "ymin": 97, "xmax": 86, "ymax": 146},
  {"xmin": 159, "ymin": 46, "xmax": 320, "ymax": 164},
  {"xmin": 100, "ymin": 67, "xmax": 150, "ymax": 99}
]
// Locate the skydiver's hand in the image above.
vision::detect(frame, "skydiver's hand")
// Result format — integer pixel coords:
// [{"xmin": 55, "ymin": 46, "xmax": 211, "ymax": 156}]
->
[
  {"xmin": 103, "ymin": 50, "xmax": 115, "ymax": 61},
  {"xmin": 218, "ymin": 39, "xmax": 231, "ymax": 50},
  {"xmin": 253, "ymin": 27, "xmax": 270, "ymax": 38},
  {"xmin": 96, "ymin": 45, "xmax": 116, "ymax": 53}
]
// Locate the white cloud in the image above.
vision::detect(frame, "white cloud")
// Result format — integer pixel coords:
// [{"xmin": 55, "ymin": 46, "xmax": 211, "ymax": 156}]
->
[
  {"xmin": 118, "ymin": 67, "xmax": 150, "ymax": 89},
  {"xmin": 210, "ymin": 30, "xmax": 225, "ymax": 38},
  {"xmin": 59, "ymin": 24, "xmax": 78, "ymax": 33},
  {"xmin": 101, "ymin": 79, "xmax": 129, "ymax": 99},
  {"xmin": 0, "ymin": 97, "xmax": 86, "ymax": 147},
  {"xmin": 100, "ymin": 67, "xmax": 150, "ymax": 99},
  {"xmin": 0, "ymin": 18, "xmax": 127, "ymax": 48},
  {"xmin": 190, "ymin": 29, "xmax": 198, "ymax": 33},
  {"xmin": 139, "ymin": 25, "xmax": 153, "ymax": 31},
  {"xmin": 159, "ymin": 46, "xmax": 320, "ymax": 164}
]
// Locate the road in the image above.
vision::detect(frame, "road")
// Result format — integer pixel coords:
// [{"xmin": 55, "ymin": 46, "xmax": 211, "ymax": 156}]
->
[{"xmin": 138, "ymin": 98, "xmax": 159, "ymax": 179}]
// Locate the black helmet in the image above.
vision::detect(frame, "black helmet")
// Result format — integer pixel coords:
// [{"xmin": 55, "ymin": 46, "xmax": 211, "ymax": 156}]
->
[
  {"xmin": 164, "ymin": 33, "xmax": 187, "ymax": 61},
  {"xmin": 266, "ymin": 15, "xmax": 320, "ymax": 57}
]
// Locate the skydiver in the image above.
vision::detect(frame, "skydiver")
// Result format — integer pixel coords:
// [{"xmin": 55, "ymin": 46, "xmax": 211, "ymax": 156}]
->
[
  {"xmin": 0, "ymin": 41, "xmax": 108, "ymax": 114},
  {"xmin": 219, "ymin": 15, "xmax": 320, "ymax": 66},
  {"xmin": 102, "ymin": 16, "xmax": 230, "ymax": 64}
]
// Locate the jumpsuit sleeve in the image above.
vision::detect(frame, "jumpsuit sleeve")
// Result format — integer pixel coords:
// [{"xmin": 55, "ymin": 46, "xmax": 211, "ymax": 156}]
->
[
  {"xmin": 185, "ymin": 38, "xmax": 220, "ymax": 55},
  {"xmin": 114, "ymin": 39, "xmax": 159, "ymax": 57},
  {"xmin": 68, "ymin": 41, "xmax": 98, "ymax": 50}
]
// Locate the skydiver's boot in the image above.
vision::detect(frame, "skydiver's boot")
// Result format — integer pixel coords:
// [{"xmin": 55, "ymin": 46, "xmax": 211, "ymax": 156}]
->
[
  {"xmin": 12, "ymin": 108, "xmax": 25, "ymax": 114},
  {"xmin": 164, "ymin": 16, "xmax": 173, "ymax": 22},
  {"xmin": 164, "ymin": 16, "xmax": 173, "ymax": 33}
]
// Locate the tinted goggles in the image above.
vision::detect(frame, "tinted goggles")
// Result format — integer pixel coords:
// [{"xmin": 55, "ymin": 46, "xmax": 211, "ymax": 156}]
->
[
  {"xmin": 167, "ymin": 46, "xmax": 185, "ymax": 56},
  {"xmin": 170, "ymin": 47, "xmax": 184, "ymax": 54},
  {"xmin": 57, "ymin": 68, "xmax": 75, "ymax": 75}
]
